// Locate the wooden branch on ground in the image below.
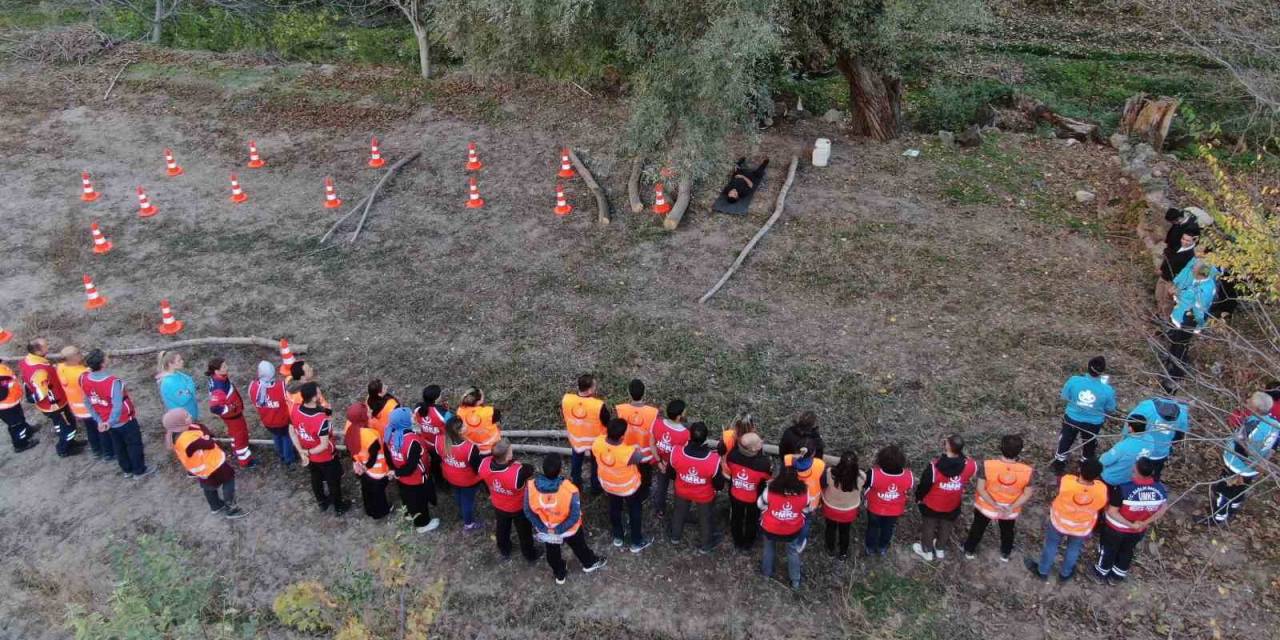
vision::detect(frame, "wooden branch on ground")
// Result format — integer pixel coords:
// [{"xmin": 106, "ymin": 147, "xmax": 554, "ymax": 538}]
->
[
  {"xmin": 1015, "ymin": 94, "xmax": 1103, "ymax": 143},
  {"xmin": 102, "ymin": 59, "xmax": 133, "ymax": 101},
  {"xmin": 661, "ymin": 175, "xmax": 694, "ymax": 231},
  {"xmin": 9, "ymin": 336, "xmax": 306, "ymax": 362},
  {"xmin": 698, "ymin": 156, "xmax": 800, "ymax": 303},
  {"xmin": 568, "ymin": 148, "xmax": 610, "ymax": 225},
  {"xmin": 350, "ymin": 150, "xmax": 422, "ymax": 243},
  {"xmin": 628, "ymin": 158, "xmax": 644, "ymax": 213}
]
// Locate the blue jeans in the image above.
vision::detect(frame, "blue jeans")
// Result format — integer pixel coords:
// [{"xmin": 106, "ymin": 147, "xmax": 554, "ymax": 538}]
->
[
  {"xmin": 268, "ymin": 427, "xmax": 297, "ymax": 465},
  {"xmin": 455, "ymin": 484, "xmax": 479, "ymax": 525},
  {"xmin": 570, "ymin": 450, "xmax": 601, "ymax": 493},
  {"xmin": 762, "ymin": 531, "xmax": 806, "ymax": 586},
  {"xmin": 109, "ymin": 419, "xmax": 146, "ymax": 475},
  {"xmin": 863, "ymin": 512, "xmax": 898, "ymax": 554},
  {"xmin": 1037, "ymin": 520, "xmax": 1087, "ymax": 578}
]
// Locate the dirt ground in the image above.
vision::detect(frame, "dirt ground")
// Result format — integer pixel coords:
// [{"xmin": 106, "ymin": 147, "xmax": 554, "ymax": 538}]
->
[{"xmin": 0, "ymin": 45, "xmax": 1277, "ymax": 640}]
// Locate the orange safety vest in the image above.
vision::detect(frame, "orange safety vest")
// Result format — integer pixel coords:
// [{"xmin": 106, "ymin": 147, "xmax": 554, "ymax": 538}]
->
[
  {"xmin": 527, "ymin": 480, "xmax": 581, "ymax": 537},
  {"xmin": 721, "ymin": 429, "xmax": 737, "ymax": 453},
  {"xmin": 173, "ymin": 429, "xmax": 227, "ymax": 479},
  {"xmin": 591, "ymin": 436, "xmax": 641, "ymax": 496},
  {"xmin": 784, "ymin": 454, "xmax": 827, "ymax": 510},
  {"xmin": 367, "ymin": 397, "xmax": 399, "ymax": 439},
  {"xmin": 457, "ymin": 404, "xmax": 500, "ymax": 454},
  {"xmin": 351, "ymin": 425, "xmax": 389, "ymax": 479},
  {"xmin": 1049, "ymin": 474, "xmax": 1108, "ymax": 536},
  {"xmin": 974, "ymin": 459, "xmax": 1033, "ymax": 520},
  {"xmin": 617, "ymin": 403, "xmax": 658, "ymax": 463},
  {"xmin": 0, "ymin": 364, "xmax": 22, "ymax": 409},
  {"xmin": 56, "ymin": 363, "xmax": 91, "ymax": 419},
  {"xmin": 562, "ymin": 393, "xmax": 605, "ymax": 453}
]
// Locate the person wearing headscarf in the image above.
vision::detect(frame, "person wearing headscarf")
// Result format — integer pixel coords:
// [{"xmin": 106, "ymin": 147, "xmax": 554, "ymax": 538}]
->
[
  {"xmin": 163, "ymin": 408, "xmax": 245, "ymax": 519},
  {"xmin": 248, "ymin": 360, "xmax": 296, "ymax": 466},
  {"xmin": 345, "ymin": 402, "xmax": 391, "ymax": 519},
  {"xmin": 385, "ymin": 406, "xmax": 439, "ymax": 532}
]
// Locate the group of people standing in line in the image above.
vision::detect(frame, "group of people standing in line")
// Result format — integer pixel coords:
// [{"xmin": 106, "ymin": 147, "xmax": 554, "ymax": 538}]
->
[{"xmin": 1, "ymin": 337, "xmax": 1277, "ymax": 589}]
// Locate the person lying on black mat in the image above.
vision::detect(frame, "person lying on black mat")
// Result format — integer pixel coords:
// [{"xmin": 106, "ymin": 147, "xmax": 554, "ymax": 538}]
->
[{"xmin": 723, "ymin": 157, "xmax": 769, "ymax": 203}]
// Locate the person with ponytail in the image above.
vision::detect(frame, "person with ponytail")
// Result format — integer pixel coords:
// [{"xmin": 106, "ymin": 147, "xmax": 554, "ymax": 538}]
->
[
  {"xmin": 822, "ymin": 451, "xmax": 865, "ymax": 559},
  {"xmin": 456, "ymin": 386, "xmax": 501, "ymax": 455},
  {"xmin": 206, "ymin": 357, "xmax": 254, "ymax": 468},
  {"xmin": 437, "ymin": 415, "xmax": 484, "ymax": 531},
  {"xmin": 365, "ymin": 379, "xmax": 399, "ymax": 438},
  {"xmin": 413, "ymin": 385, "xmax": 451, "ymax": 491},
  {"xmin": 758, "ymin": 466, "xmax": 810, "ymax": 590},
  {"xmin": 156, "ymin": 351, "xmax": 199, "ymax": 422},
  {"xmin": 345, "ymin": 403, "xmax": 391, "ymax": 520}
]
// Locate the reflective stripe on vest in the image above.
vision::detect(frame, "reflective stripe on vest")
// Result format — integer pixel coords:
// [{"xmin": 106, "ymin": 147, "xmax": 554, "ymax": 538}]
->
[
  {"xmin": 0, "ymin": 365, "xmax": 22, "ymax": 409},
  {"xmin": 173, "ymin": 428, "xmax": 227, "ymax": 479},
  {"xmin": 974, "ymin": 459, "xmax": 1033, "ymax": 520},
  {"xmin": 562, "ymin": 394, "xmax": 604, "ymax": 452},
  {"xmin": 616, "ymin": 403, "xmax": 658, "ymax": 463},
  {"xmin": 592, "ymin": 436, "xmax": 640, "ymax": 496},
  {"xmin": 1049, "ymin": 475, "xmax": 1107, "ymax": 536},
  {"xmin": 528, "ymin": 481, "xmax": 581, "ymax": 537},
  {"xmin": 353, "ymin": 427, "xmax": 389, "ymax": 479}
]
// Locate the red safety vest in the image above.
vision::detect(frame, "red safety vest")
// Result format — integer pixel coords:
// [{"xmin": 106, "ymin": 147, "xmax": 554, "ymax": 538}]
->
[
  {"xmin": 291, "ymin": 406, "xmax": 334, "ymax": 463},
  {"xmin": 437, "ymin": 433, "xmax": 481, "ymax": 488},
  {"xmin": 388, "ymin": 433, "xmax": 427, "ymax": 485},
  {"xmin": 80, "ymin": 372, "xmax": 136, "ymax": 426},
  {"xmin": 759, "ymin": 489, "xmax": 809, "ymax": 536},
  {"xmin": 920, "ymin": 457, "xmax": 977, "ymax": 513},
  {"xmin": 478, "ymin": 458, "xmax": 526, "ymax": 513},
  {"xmin": 671, "ymin": 446, "xmax": 720, "ymax": 504},
  {"xmin": 20, "ymin": 355, "xmax": 67, "ymax": 412},
  {"xmin": 865, "ymin": 467, "xmax": 914, "ymax": 517},
  {"xmin": 415, "ymin": 405, "xmax": 448, "ymax": 451},
  {"xmin": 652, "ymin": 418, "xmax": 689, "ymax": 465},
  {"xmin": 726, "ymin": 458, "xmax": 771, "ymax": 503},
  {"xmin": 247, "ymin": 379, "xmax": 290, "ymax": 429}
]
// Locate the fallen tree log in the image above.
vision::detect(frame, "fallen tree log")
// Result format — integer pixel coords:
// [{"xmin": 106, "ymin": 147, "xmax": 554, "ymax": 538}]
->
[
  {"xmin": 1015, "ymin": 94, "xmax": 1103, "ymax": 143},
  {"xmin": 1119, "ymin": 93, "xmax": 1180, "ymax": 152},
  {"xmin": 568, "ymin": 148, "xmax": 610, "ymax": 225},
  {"xmin": 8, "ymin": 336, "xmax": 306, "ymax": 362},
  {"xmin": 661, "ymin": 175, "xmax": 694, "ymax": 231},
  {"xmin": 698, "ymin": 156, "xmax": 800, "ymax": 302},
  {"xmin": 319, "ymin": 151, "xmax": 421, "ymax": 245},
  {"xmin": 628, "ymin": 158, "xmax": 644, "ymax": 213}
]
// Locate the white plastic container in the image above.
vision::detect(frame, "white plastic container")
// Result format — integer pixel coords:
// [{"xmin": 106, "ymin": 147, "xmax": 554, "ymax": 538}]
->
[{"xmin": 812, "ymin": 138, "xmax": 831, "ymax": 167}]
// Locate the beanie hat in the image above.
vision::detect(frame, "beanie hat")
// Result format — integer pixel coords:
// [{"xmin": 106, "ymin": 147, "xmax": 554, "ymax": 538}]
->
[
  {"xmin": 793, "ymin": 455, "xmax": 814, "ymax": 471},
  {"xmin": 162, "ymin": 408, "xmax": 193, "ymax": 433},
  {"xmin": 1088, "ymin": 356, "xmax": 1107, "ymax": 376},
  {"xmin": 1155, "ymin": 399, "xmax": 1180, "ymax": 421}
]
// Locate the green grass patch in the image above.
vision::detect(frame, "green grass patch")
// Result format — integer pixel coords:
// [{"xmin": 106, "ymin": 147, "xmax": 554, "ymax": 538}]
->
[
  {"xmin": 842, "ymin": 570, "xmax": 978, "ymax": 640},
  {"xmin": 0, "ymin": 0, "xmax": 89, "ymax": 30},
  {"xmin": 932, "ymin": 133, "xmax": 1043, "ymax": 205}
]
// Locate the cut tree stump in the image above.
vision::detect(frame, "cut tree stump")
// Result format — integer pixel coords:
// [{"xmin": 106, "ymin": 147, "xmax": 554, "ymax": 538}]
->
[
  {"xmin": 1120, "ymin": 94, "xmax": 1180, "ymax": 152},
  {"xmin": 567, "ymin": 148, "xmax": 610, "ymax": 225},
  {"xmin": 628, "ymin": 158, "xmax": 644, "ymax": 213},
  {"xmin": 661, "ymin": 175, "xmax": 694, "ymax": 231},
  {"xmin": 1015, "ymin": 94, "xmax": 1103, "ymax": 143}
]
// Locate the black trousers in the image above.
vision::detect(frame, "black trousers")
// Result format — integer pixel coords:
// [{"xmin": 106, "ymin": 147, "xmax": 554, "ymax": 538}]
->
[
  {"xmin": 359, "ymin": 474, "xmax": 391, "ymax": 519},
  {"xmin": 0, "ymin": 404, "xmax": 32, "ymax": 448},
  {"xmin": 496, "ymin": 508, "xmax": 537, "ymax": 560},
  {"xmin": 729, "ymin": 498, "xmax": 760, "ymax": 549},
  {"xmin": 308, "ymin": 459, "xmax": 344, "ymax": 508},
  {"xmin": 42, "ymin": 406, "xmax": 77, "ymax": 456},
  {"xmin": 202, "ymin": 477, "xmax": 237, "ymax": 511},
  {"xmin": 398, "ymin": 481, "xmax": 434, "ymax": 527},
  {"xmin": 1055, "ymin": 416, "xmax": 1102, "ymax": 463},
  {"xmin": 963, "ymin": 509, "xmax": 1016, "ymax": 556},
  {"xmin": 428, "ymin": 450, "xmax": 445, "ymax": 501},
  {"xmin": 607, "ymin": 491, "xmax": 645, "ymax": 545},
  {"xmin": 545, "ymin": 531, "xmax": 599, "ymax": 580},
  {"xmin": 1210, "ymin": 469, "xmax": 1252, "ymax": 522},
  {"xmin": 670, "ymin": 498, "xmax": 717, "ymax": 550},
  {"xmin": 1096, "ymin": 525, "xmax": 1144, "ymax": 579},
  {"xmin": 825, "ymin": 518, "xmax": 852, "ymax": 555}
]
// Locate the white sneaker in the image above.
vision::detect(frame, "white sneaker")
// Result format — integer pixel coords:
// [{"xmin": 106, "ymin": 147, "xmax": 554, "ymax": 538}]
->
[
  {"xmin": 555, "ymin": 576, "xmax": 566, "ymax": 585},
  {"xmin": 612, "ymin": 537, "xmax": 624, "ymax": 548},
  {"xmin": 583, "ymin": 558, "xmax": 607, "ymax": 573},
  {"xmin": 964, "ymin": 552, "xmax": 976, "ymax": 560},
  {"xmin": 911, "ymin": 543, "xmax": 935, "ymax": 562},
  {"xmin": 417, "ymin": 518, "xmax": 440, "ymax": 533},
  {"xmin": 935, "ymin": 549, "xmax": 946, "ymax": 560}
]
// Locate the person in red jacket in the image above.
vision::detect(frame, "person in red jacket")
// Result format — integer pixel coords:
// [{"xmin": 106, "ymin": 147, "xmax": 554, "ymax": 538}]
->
[
  {"xmin": 437, "ymin": 415, "xmax": 484, "ymax": 531},
  {"xmin": 291, "ymin": 382, "xmax": 349, "ymax": 515},
  {"xmin": 669, "ymin": 421, "xmax": 724, "ymax": 553},
  {"xmin": 758, "ymin": 466, "xmax": 810, "ymax": 590},
  {"xmin": 413, "ymin": 384, "xmax": 451, "ymax": 491},
  {"xmin": 479, "ymin": 438, "xmax": 539, "ymax": 562},
  {"xmin": 913, "ymin": 434, "xmax": 977, "ymax": 562},
  {"xmin": 650, "ymin": 399, "xmax": 690, "ymax": 519},
  {"xmin": 724, "ymin": 432, "xmax": 772, "ymax": 550},
  {"xmin": 864, "ymin": 445, "xmax": 913, "ymax": 556},
  {"xmin": 20, "ymin": 338, "xmax": 83, "ymax": 457},
  {"xmin": 248, "ymin": 361, "xmax": 296, "ymax": 466},
  {"xmin": 385, "ymin": 406, "xmax": 439, "ymax": 532},
  {"xmin": 206, "ymin": 357, "xmax": 254, "ymax": 468}
]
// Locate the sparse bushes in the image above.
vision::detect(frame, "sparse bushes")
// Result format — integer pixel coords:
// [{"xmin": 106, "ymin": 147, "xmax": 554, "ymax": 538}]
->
[
  {"xmin": 272, "ymin": 581, "xmax": 339, "ymax": 633},
  {"xmin": 906, "ymin": 79, "xmax": 1013, "ymax": 133}
]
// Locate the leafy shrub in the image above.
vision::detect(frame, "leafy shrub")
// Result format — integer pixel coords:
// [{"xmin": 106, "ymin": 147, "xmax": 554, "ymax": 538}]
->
[
  {"xmin": 906, "ymin": 79, "xmax": 1012, "ymax": 132},
  {"xmin": 269, "ymin": 10, "xmax": 340, "ymax": 62},
  {"xmin": 272, "ymin": 581, "xmax": 338, "ymax": 633},
  {"xmin": 96, "ymin": 6, "xmax": 149, "ymax": 41},
  {"xmin": 344, "ymin": 27, "xmax": 417, "ymax": 65},
  {"xmin": 168, "ymin": 6, "xmax": 264, "ymax": 52}
]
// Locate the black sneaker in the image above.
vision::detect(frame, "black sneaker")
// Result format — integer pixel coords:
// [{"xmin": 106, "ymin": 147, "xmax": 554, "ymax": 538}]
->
[
  {"xmin": 318, "ymin": 501, "xmax": 332, "ymax": 512},
  {"xmin": 224, "ymin": 507, "xmax": 248, "ymax": 520},
  {"xmin": 1024, "ymin": 558, "xmax": 1049, "ymax": 582},
  {"xmin": 333, "ymin": 500, "xmax": 353, "ymax": 515},
  {"xmin": 58, "ymin": 447, "xmax": 86, "ymax": 458},
  {"xmin": 133, "ymin": 466, "xmax": 158, "ymax": 478},
  {"xmin": 14, "ymin": 438, "xmax": 40, "ymax": 453}
]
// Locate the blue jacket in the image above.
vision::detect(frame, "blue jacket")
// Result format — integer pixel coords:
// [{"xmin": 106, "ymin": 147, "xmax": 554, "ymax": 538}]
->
[
  {"xmin": 1126, "ymin": 398, "xmax": 1189, "ymax": 460},
  {"xmin": 1100, "ymin": 433, "xmax": 1156, "ymax": 485},
  {"xmin": 1172, "ymin": 257, "xmax": 1220, "ymax": 290},
  {"xmin": 1171, "ymin": 276, "xmax": 1216, "ymax": 329},
  {"xmin": 523, "ymin": 475, "xmax": 582, "ymax": 536},
  {"xmin": 1223, "ymin": 414, "xmax": 1280, "ymax": 476},
  {"xmin": 1060, "ymin": 375, "xmax": 1117, "ymax": 425},
  {"xmin": 159, "ymin": 371, "xmax": 199, "ymax": 419}
]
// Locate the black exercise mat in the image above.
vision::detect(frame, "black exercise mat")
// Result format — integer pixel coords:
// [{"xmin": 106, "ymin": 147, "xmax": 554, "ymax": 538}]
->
[{"xmin": 712, "ymin": 166, "xmax": 767, "ymax": 216}]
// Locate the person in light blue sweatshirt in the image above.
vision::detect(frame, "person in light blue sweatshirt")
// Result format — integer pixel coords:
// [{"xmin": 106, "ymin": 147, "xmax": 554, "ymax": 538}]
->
[
  {"xmin": 1100, "ymin": 417, "xmax": 1154, "ymax": 486},
  {"xmin": 1053, "ymin": 356, "xmax": 1117, "ymax": 474},
  {"xmin": 156, "ymin": 351, "xmax": 199, "ymax": 420},
  {"xmin": 1171, "ymin": 262, "xmax": 1217, "ymax": 330},
  {"xmin": 1125, "ymin": 397, "xmax": 1189, "ymax": 480}
]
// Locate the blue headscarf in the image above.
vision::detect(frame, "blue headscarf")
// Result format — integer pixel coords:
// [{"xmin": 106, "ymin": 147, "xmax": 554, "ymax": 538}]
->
[{"xmin": 386, "ymin": 406, "xmax": 415, "ymax": 453}]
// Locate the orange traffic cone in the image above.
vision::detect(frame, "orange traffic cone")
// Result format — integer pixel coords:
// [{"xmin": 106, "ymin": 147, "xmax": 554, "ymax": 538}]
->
[
  {"xmin": 80, "ymin": 171, "xmax": 100, "ymax": 202},
  {"xmin": 137, "ymin": 186, "xmax": 158, "ymax": 218},
  {"xmin": 82, "ymin": 275, "xmax": 107, "ymax": 309},
  {"xmin": 653, "ymin": 182, "xmax": 672, "ymax": 215},
  {"xmin": 369, "ymin": 137, "xmax": 385, "ymax": 168},
  {"xmin": 323, "ymin": 176, "xmax": 342, "ymax": 209},
  {"xmin": 465, "ymin": 176, "xmax": 485, "ymax": 209},
  {"xmin": 164, "ymin": 148, "xmax": 184, "ymax": 176},
  {"xmin": 557, "ymin": 148, "xmax": 575, "ymax": 178},
  {"xmin": 90, "ymin": 222, "xmax": 113, "ymax": 254},
  {"xmin": 0, "ymin": 326, "xmax": 11, "ymax": 345},
  {"xmin": 247, "ymin": 140, "xmax": 265, "ymax": 168},
  {"xmin": 156, "ymin": 299, "xmax": 184, "ymax": 335},
  {"xmin": 278, "ymin": 339, "xmax": 296, "ymax": 376},
  {"xmin": 466, "ymin": 142, "xmax": 483, "ymax": 171},
  {"xmin": 229, "ymin": 173, "xmax": 247, "ymax": 203},
  {"xmin": 554, "ymin": 182, "xmax": 573, "ymax": 216}
]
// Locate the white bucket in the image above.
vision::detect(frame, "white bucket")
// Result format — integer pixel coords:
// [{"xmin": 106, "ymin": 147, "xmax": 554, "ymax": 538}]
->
[{"xmin": 812, "ymin": 138, "xmax": 831, "ymax": 167}]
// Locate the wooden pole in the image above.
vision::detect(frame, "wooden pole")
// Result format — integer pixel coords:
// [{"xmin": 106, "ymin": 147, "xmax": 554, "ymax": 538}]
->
[
  {"xmin": 698, "ymin": 156, "xmax": 800, "ymax": 303},
  {"xmin": 9, "ymin": 336, "xmax": 306, "ymax": 361},
  {"xmin": 661, "ymin": 175, "xmax": 693, "ymax": 231},
  {"xmin": 628, "ymin": 158, "xmax": 644, "ymax": 214},
  {"xmin": 350, "ymin": 151, "xmax": 422, "ymax": 242},
  {"xmin": 567, "ymin": 148, "xmax": 610, "ymax": 225}
]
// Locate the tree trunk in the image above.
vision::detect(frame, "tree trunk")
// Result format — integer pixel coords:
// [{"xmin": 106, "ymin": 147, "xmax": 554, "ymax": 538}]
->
[
  {"xmin": 413, "ymin": 25, "xmax": 430, "ymax": 79},
  {"xmin": 1119, "ymin": 93, "xmax": 1180, "ymax": 152},
  {"xmin": 150, "ymin": 0, "xmax": 163, "ymax": 44},
  {"xmin": 837, "ymin": 54, "xmax": 900, "ymax": 141}
]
